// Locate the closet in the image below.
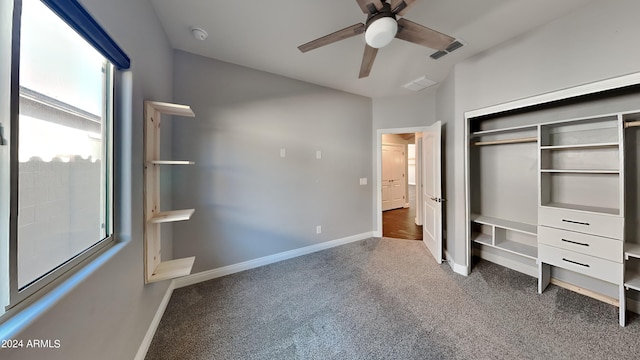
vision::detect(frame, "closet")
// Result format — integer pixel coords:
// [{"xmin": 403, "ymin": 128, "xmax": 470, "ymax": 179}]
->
[{"xmin": 466, "ymin": 87, "xmax": 640, "ymax": 326}]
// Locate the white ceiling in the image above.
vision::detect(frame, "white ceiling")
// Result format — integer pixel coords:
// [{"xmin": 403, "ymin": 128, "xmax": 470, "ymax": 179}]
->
[{"xmin": 149, "ymin": 0, "xmax": 594, "ymax": 98}]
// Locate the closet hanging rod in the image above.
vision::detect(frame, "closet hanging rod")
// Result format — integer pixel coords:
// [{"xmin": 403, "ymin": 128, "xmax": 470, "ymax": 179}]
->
[
  {"xmin": 473, "ymin": 137, "xmax": 537, "ymax": 146},
  {"xmin": 625, "ymin": 120, "xmax": 640, "ymax": 128}
]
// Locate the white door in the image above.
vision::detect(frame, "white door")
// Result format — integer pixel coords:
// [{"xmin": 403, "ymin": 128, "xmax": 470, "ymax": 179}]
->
[
  {"xmin": 422, "ymin": 121, "xmax": 443, "ymax": 263},
  {"xmin": 381, "ymin": 144, "xmax": 405, "ymax": 211}
]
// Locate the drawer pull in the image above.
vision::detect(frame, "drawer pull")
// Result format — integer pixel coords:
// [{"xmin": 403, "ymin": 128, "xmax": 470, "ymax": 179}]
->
[
  {"xmin": 561, "ymin": 238, "xmax": 589, "ymax": 247},
  {"xmin": 562, "ymin": 258, "xmax": 590, "ymax": 268},
  {"xmin": 562, "ymin": 219, "xmax": 590, "ymax": 226}
]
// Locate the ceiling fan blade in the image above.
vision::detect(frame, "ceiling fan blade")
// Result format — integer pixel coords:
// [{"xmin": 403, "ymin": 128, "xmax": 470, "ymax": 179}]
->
[
  {"xmin": 359, "ymin": 44, "xmax": 378, "ymax": 79},
  {"xmin": 395, "ymin": 18, "xmax": 455, "ymax": 51},
  {"xmin": 355, "ymin": 0, "xmax": 384, "ymax": 14},
  {"xmin": 390, "ymin": 0, "xmax": 416, "ymax": 16},
  {"xmin": 298, "ymin": 23, "xmax": 366, "ymax": 53}
]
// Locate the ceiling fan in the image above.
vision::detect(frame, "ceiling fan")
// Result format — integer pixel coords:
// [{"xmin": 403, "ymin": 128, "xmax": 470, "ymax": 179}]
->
[{"xmin": 298, "ymin": 0, "xmax": 456, "ymax": 78}]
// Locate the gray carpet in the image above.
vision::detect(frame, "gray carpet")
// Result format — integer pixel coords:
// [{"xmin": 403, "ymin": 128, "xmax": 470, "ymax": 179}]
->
[{"xmin": 146, "ymin": 238, "xmax": 640, "ymax": 359}]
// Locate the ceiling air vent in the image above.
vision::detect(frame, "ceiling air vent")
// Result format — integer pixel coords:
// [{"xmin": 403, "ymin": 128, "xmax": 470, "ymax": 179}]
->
[
  {"xmin": 429, "ymin": 40, "xmax": 465, "ymax": 60},
  {"xmin": 429, "ymin": 50, "xmax": 447, "ymax": 60},
  {"xmin": 446, "ymin": 40, "xmax": 464, "ymax": 53},
  {"xmin": 402, "ymin": 75, "xmax": 437, "ymax": 91}
]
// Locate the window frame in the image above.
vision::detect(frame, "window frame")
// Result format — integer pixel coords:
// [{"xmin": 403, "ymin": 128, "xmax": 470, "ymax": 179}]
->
[{"xmin": 4, "ymin": 0, "xmax": 126, "ymax": 314}]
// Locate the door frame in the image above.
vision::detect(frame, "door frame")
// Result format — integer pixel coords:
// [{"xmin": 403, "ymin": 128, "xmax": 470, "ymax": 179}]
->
[{"xmin": 375, "ymin": 126, "xmax": 430, "ymax": 237}]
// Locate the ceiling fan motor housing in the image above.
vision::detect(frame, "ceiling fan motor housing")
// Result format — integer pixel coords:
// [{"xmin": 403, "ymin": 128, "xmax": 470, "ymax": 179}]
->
[{"xmin": 365, "ymin": 3, "xmax": 397, "ymax": 48}]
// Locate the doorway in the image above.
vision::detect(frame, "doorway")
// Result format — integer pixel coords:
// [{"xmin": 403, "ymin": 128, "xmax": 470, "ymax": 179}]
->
[
  {"xmin": 376, "ymin": 124, "xmax": 444, "ymax": 263},
  {"xmin": 381, "ymin": 134, "xmax": 422, "ymax": 240}
]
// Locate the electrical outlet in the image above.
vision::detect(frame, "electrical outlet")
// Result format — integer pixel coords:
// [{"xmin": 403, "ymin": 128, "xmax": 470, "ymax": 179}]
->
[
  {"xmin": 359, "ymin": 178, "xmax": 367, "ymax": 185},
  {"xmin": 316, "ymin": 225, "xmax": 321, "ymax": 234},
  {"xmin": 280, "ymin": 148, "xmax": 286, "ymax": 158}
]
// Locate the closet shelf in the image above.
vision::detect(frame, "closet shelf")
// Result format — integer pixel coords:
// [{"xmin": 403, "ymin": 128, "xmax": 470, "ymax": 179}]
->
[
  {"xmin": 473, "ymin": 137, "xmax": 537, "ymax": 146},
  {"xmin": 470, "ymin": 124, "xmax": 537, "ymax": 137},
  {"xmin": 147, "ymin": 257, "xmax": 195, "ymax": 283},
  {"xmin": 540, "ymin": 203, "xmax": 619, "ymax": 215},
  {"xmin": 624, "ymin": 270, "xmax": 640, "ymax": 292},
  {"xmin": 540, "ymin": 143, "xmax": 619, "ymax": 150},
  {"xmin": 625, "ymin": 243, "xmax": 640, "ymax": 260},
  {"xmin": 471, "ymin": 232, "xmax": 492, "ymax": 246},
  {"xmin": 472, "ymin": 234, "xmax": 537, "ymax": 259},
  {"xmin": 148, "ymin": 209, "xmax": 195, "ymax": 224},
  {"xmin": 471, "ymin": 214, "xmax": 537, "ymax": 235},
  {"xmin": 148, "ymin": 160, "xmax": 195, "ymax": 165},
  {"xmin": 540, "ymin": 169, "xmax": 619, "ymax": 174}
]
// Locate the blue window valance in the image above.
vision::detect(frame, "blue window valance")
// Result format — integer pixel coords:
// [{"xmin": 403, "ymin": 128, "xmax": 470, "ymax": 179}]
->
[{"xmin": 40, "ymin": 0, "xmax": 131, "ymax": 69}]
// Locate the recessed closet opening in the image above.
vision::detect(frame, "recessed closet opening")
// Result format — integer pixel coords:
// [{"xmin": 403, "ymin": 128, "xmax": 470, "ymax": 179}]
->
[{"xmin": 465, "ymin": 82, "xmax": 640, "ymax": 326}]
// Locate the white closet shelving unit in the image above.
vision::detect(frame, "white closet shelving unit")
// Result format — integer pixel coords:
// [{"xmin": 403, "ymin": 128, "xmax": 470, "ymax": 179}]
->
[
  {"xmin": 467, "ymin": 104, "xmax": 640, "ymax": 327},
  {"xmin": 470, "ymin": 214, "xmax": 537, "ymax": 260},
  {"xmin": 536, "ymin": 113, "xmax": 626, "ymax": 326},
  {"xmin": 143, "ymin": 100, "xmax": 196, "ymax": 284},
  {"xmin": 468, "ymin": 123, "xmax": 539, "ymax": 264}
]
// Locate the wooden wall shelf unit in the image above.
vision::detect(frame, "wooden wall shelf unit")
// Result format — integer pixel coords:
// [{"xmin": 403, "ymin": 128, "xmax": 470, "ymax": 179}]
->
[
  {"xmin": 144, "ymin": 100, "xmax": 196, "ymax": 284},
  {"xmin": 467, "ymin": 104, "xmax": 640, "ymax": 327}
]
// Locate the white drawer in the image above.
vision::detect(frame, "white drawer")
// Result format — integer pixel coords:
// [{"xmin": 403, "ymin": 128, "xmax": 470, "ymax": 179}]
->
[
  {"xmin": 538, "ymin": 207, "xmax": 623, "ymax": 239},
  {"xmin": 537, "ymin": 226, "xmax": 622, "ymax": 262},
  {"xmin": 538, "ymin": 244, "xmax": 622, "ymax": 284}
]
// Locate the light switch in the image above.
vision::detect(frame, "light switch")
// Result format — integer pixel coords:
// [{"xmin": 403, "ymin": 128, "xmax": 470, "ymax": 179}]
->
[
  {"xmin": 280, "ymin": 148, "xmax": 286, "ymax": 158},
  {"xmin": 359, "ymin": 178, "xmax": 367, "ymax": 185},
  {"xmin": 316, "ymin": 150, "xmax": 322, "ymax": 159}
]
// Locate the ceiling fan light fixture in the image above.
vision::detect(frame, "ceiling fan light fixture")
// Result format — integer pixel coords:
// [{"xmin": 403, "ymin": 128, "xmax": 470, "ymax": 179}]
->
[{"xmin": 365, "ymin": 17, "xmax": 397, "ymax": 48}]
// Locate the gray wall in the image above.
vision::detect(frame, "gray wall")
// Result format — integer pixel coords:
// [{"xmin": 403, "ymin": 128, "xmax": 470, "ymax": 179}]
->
[
  {"xmin": 2, "ymin": 0, "xmax": 175, "ymax": 359},
  {"xmin": 171, "ymin": 50, "xmax": 373, "ymax": 272},
  {"xmin": 447, "ymin": 0, "xmax": 640, "ymax": 269}
]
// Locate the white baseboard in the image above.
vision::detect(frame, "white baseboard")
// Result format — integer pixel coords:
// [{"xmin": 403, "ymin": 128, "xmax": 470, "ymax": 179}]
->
[
  {"xmin": 444, "ymin": 250, "xmax": 468, "ymax": 276},
  {"xmin": 174, "ymin": 232, "xmax": 374, "ymax": 289},
  {"xmin": 134, "ymin": 282, "xmax": 175, "ymax": 360}
]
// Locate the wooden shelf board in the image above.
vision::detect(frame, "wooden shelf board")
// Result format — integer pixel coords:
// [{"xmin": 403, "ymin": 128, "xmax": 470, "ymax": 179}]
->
[
  {"xmin": 147, "ymin": 257, "xmax": 195, "ymax": 283},
  {"xmin": 146, "ymin": 101, "xmax": 195, "ymax": 117},
  {"xmin": 470, "ymin": 124, "xmax": 537, "ymax": 137},
  {"xmin": 470, "ymin": 214, "xmax": 537, "ymax": 235},
  {"xmin": 540, "ymin": 142, "xmax": 619, "ymax": 150},
  {"xmin": 625, "ymin": 243, "xmax": 640, "ymax": 259},
  {"xmin": 149, "ymin": 209, "xmax": 194, "ymax": 224},
  {"xmin": 540, "ymin": 169, "xmax": 619, "ymax": 174},
  {"xmin": 540, "ymin": 203, "xmax": 619, "ymax": 216},
  {"xmin": 148, "ymin": 160, "xmax": 195, "ymax": 165}
]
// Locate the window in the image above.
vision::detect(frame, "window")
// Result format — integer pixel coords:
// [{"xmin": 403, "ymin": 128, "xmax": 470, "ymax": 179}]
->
[{"xmin": 1, "ymin": 0, "xmax": 129, "ymax": 315}]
